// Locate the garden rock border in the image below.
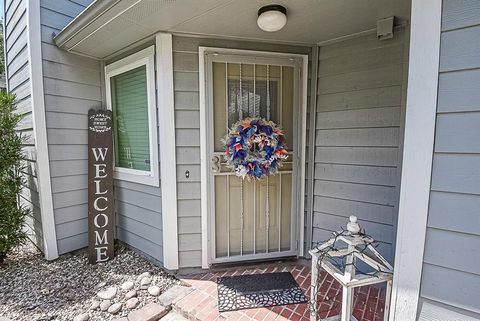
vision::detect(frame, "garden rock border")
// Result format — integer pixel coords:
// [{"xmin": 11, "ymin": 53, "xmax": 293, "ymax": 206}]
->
[{"xmin": 0, "ymin": 243, "xmax": 182, "ymax": 321}]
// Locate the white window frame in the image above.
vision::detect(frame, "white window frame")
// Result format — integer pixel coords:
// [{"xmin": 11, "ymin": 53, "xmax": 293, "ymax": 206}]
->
[{"xmin": 105, "ymin": 46, "xmax": 159, "ymax": 186}]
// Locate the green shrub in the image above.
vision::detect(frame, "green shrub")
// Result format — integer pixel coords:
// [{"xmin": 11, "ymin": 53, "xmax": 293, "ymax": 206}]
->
[{"xmin": 0, "ymin": 92, "xmax": 29, "ymax": 263}]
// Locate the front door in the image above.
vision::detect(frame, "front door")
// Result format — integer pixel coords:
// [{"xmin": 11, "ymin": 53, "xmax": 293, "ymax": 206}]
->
[{"xmin": 204, "ymin": 49, "xmax": 305, "ymax": 264}]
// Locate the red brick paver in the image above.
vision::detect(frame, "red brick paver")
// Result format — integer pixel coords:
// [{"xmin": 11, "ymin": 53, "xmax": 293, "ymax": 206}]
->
[
  {"xmin": 174, "ymin": 263, "xmax": 386, "ymax": 321},
  {"xmin": 128, "ymin": 303, "xmax": 168, "ymax": 321}
]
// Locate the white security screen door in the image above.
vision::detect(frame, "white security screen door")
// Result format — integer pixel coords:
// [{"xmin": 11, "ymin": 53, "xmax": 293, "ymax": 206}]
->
[{"xmin": 204, "ymin": 49, "xmax": 305, "ymax": 264}]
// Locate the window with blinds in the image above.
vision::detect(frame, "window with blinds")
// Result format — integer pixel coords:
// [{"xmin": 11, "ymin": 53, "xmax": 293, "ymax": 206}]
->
[{"xmin": 110, "ymin": 66, "xmax": 151, "ymax": 172}]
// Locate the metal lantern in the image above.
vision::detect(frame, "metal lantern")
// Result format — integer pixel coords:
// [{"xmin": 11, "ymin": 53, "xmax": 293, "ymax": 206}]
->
[{"xmin": 309, "ymin": 216, "xmax": 394, "ymax": 321}]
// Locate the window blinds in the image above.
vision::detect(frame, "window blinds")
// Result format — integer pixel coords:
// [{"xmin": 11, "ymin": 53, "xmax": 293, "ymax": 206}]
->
[{"xmin": 110, "ymin": 66, "xmax": 151, "ymax": 172}]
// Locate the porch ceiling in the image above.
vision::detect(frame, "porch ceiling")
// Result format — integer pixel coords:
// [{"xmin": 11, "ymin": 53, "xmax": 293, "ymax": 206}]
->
[{"xmin": 54, "ymin": 0, "xmax": 411, "ymax": 59}]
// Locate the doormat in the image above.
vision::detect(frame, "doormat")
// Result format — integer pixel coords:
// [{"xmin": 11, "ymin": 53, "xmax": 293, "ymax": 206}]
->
[{"xmin": 217, "ymin": 272, "xmax": 308, "ymax": 312}]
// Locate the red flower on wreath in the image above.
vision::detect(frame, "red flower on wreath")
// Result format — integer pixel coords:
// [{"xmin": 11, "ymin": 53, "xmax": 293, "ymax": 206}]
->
[{"xmin": 223, "ymin": 117, "xmax": 288, "ymax": 180}]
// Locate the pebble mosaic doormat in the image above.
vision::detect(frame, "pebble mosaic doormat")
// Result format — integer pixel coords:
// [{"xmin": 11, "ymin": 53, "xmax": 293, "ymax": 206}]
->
[{"xmin": 217, "ymin": 272, "xmax": 308, "ymax": 312}]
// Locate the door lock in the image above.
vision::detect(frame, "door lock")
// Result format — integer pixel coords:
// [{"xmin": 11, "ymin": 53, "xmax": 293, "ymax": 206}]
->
[{"xmin": 211, "ymin": 155, "xmax": 221, "ymax": 173}]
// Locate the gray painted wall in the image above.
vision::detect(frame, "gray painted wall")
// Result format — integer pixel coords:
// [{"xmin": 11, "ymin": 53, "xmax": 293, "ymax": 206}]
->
[
  {"xmin": 114, "ymin": 179, "xmax": 163, "ymax": 263},
  {"xmin": 104, "ymin": 40, "xmax": 164, "ymax": 264},
  {"xmin": 39, "ymin": 0, "xmax": 101, "ymax": 255},
  {"xmin": 311, "ymin": 29, "xmax": 408, "ymax": 263},
  {"xmin": 418, "ymin": 1, "xmax": 480, "ymax": 319},
  {"xmin": 12, "ymin": 0, "xmax": 409, "ymax": 271},
  {"xmin": 4, "ymin": 0, "xmax": 44, "ymax": 251},
  {"xmin": 39, "ymin": 0, "xmax": 164, "ymax": 261},
  {"xmin": 172, "ymin": 36, "xmax": 311, "ymax": 267}
]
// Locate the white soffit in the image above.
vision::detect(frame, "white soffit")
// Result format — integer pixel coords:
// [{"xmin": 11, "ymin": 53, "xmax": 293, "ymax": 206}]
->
[
  {"xmin": 171, "ymin": 0, "xmax": 410, "ymax": 43},
  {"xmin": 56, "ymin": 0, "xmax": 411, "ymax": 59}
]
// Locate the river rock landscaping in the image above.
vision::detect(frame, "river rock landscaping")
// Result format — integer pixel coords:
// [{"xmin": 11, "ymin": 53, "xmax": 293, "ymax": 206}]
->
[{"xmin": 0, "ymin": 242, "xmax": 182, "ymax": 321}]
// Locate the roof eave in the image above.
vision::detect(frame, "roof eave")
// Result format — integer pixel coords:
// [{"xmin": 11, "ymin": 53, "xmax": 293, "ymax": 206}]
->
[{"xmin": 53, "ymin": 0, "xmax": 120, "ymax": 50}]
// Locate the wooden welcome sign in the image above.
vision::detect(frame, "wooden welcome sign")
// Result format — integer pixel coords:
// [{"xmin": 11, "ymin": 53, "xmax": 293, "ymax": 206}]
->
[{"xmin": 88, "ymin": 109, "xmax": 114, "ymax": 264}]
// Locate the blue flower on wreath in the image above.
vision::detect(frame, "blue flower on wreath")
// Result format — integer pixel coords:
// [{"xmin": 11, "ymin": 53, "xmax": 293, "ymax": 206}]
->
[{"xmin": 223, "ymin": 117, "xmax": 288, "ymax": 180}]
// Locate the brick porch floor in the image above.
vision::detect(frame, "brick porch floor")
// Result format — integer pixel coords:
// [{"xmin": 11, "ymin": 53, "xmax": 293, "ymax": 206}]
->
[{"xmin": 173, "ymin": 263, "xmax": 386, "ymax": 321}]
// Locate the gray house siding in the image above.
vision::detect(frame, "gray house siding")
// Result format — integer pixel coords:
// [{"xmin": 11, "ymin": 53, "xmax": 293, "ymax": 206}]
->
[
  {"xmin": 39, "ymin": 0, "xmax": 165, "ymax": 262},
  {"xmin": 40, "ymin": 0, "xmax": 164, "ymax": 261},
  {"xmin": 39, "ymin": 0, "xmax": 100, "ymax": 254},
  {"xmin": 104, "ymin": 41, "xmax": 164, "ymax": 264},
  {"xmin": 172, "ymin": 36, "xmax": 311, "ymax": 268},
  {"xmin": 418, "ymin": 0, "xmax": 480, "ymax": 319},
  {"xmin": 311, "ymin": 29, "xmax": 408, "ymax": 263},
  {"xmin": 114, "ymin": 180, "xmax": 163, "ymax": 263},
  {"xmin": 114, "ymin": 175, "xmax": 163, "ymax": 263},
  {"xmin": 4, "ymin": 0, "xmax": 45, "ymax": 251}
]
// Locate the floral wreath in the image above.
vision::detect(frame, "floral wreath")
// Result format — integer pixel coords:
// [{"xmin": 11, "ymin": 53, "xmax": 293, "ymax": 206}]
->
[{"xmin": 224, "ymin": 117, "xmax": 288, "ymax": 180}]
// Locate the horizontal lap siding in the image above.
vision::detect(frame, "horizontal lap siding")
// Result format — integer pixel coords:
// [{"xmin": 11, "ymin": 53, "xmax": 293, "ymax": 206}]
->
[
  {"xmin": 172, "ymin": 36, "xmax": 310, "ymax": 268},
  {"xmin": 419, "ymin": 1, "xmax": 480, "ymax": 318},
  {"xmin": 40, "ymin": 0, "xmax": 164, "ymax": 261},
  {"xmin": 5, "ymin": 0, "xmax": 44, "ymax": 251},
  {"xmin": 312, "ymin": 30, "xmax": 407, "ymax": 263},
  {"xmin": 104, "ymin": 42, "xmax": 163, "ymax": 262},
  {"xmin": 114, "ymin": 177, "xmax": 163, "ymax": 262},
  {"xmin": 39, "ymin": 0, "xmax": 99, "ymax": 254},
  {"xmin": 172, "ymin": 39, "xmax": 205, "ymax": 268}
]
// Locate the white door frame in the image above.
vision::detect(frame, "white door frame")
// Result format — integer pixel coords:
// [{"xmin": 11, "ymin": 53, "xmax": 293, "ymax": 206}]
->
[{"xmin": 199, "ymin": 47, "xmax": 308, "ymax": 268}]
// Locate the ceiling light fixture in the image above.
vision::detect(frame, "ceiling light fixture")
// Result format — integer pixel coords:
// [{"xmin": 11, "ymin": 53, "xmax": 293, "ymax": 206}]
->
[{"xmin": 257, "ymin": 4, "xmax": 287, "ymax": 32}]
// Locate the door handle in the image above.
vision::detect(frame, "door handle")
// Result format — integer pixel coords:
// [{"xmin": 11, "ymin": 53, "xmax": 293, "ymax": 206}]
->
[{"xmin": 211, "ymin": 155, "xmax": 221, "ymax": 173}]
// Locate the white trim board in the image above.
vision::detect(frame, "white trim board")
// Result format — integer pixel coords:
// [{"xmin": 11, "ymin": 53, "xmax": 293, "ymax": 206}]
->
[
  {"xmin": 305, "ymin": 45, "xmax": 319, "ymax": 258},
  {"xmin": 389, "ymin": 0, "xmax": 442, "ymax": 320},
  {"xmin": 299, "ymin": 52, "xmax": 308, "ymax": 257},
  {"xmin": 3, "ymin": 3, "xmax": 8, "ymax": 92},
  {"xmin": 199, "ymin": 47, "xmax": 208, "ymax": 269},
  {"xmin": 27, "ymin": 0, "xmax": 59, "ymax": 260},
  {"xmin": 155, "ymin": 33, "xmax": 179, "ymax": 270},
  {"xmin": 198, "ymin": 47, "xmax": 308, "ymax": 268}
]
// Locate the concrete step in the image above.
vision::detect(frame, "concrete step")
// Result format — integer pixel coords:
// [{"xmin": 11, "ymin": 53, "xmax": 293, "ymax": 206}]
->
[
  {"xmin": 128, "ymin": 303, "xmax": 168, "ymax": 321},
  {"xmin": 161, "ymin": 312, "xmax": 189, "ymax": 321},
  {"xmin": 159, "ymin": 285, "xmax": 193, "ymax": 306}
]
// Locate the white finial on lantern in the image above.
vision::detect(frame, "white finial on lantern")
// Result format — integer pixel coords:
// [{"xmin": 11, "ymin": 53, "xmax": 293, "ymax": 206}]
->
[{"xmin": 347, "ymin": 215, "xmax": 360, "ymax": 234}]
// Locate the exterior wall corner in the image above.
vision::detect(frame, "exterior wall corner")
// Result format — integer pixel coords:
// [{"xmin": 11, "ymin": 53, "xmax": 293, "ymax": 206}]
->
[{"xmin": 27, "ymin": 0, "xmax": 59, "ymax": 260}]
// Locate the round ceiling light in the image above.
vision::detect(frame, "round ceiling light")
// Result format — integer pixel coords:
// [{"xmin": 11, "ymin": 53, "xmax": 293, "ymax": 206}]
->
[{"xmin": 257, "ymin": 4, "xmax": 287, "ymax": 32}]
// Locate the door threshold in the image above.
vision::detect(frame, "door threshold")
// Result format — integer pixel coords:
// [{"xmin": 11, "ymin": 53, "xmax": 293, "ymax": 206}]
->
[{"xmin": 209, "ymin": 256, "xmax": 298, "ymax": 271}]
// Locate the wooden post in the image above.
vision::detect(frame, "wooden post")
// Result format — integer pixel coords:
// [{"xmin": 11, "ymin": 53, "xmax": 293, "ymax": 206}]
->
[
  {"xmin": 88, "ymin": 109, "xmax": 114, "ymax": 264},
  {"xmin": 310, "ymin": 252, "xmax": 319, "ymax": 321},
  {"xmin": 341, "ymin": 286, "xmax": 354, "ymax": 321},
  {"xmin": 384, "ymin": 280, "xmax": 393, "ymax": 321},
  {"xmin": 341, "ymin": 244, "xmax": 355, "ymax": 321}
]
